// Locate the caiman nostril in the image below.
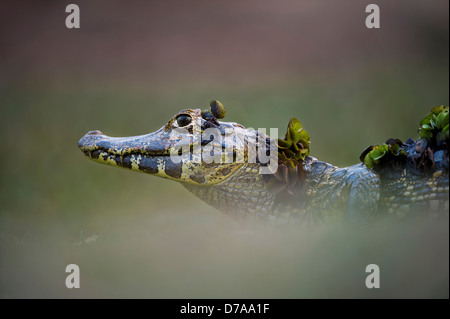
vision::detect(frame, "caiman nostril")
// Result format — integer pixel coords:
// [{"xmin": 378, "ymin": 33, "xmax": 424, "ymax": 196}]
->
[{"xmin": 88, "ymin": 130, "xmax": 103, "ymax": 135}]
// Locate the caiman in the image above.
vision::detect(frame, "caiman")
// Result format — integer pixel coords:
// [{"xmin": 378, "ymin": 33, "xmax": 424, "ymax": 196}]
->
[{"xmin": 78, "ymin": 102, "xmax": 449, "ymax": 225}]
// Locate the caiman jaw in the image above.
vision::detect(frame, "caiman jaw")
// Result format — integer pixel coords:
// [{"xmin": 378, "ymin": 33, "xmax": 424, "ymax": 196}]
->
[{"xmin": 77, "ymin": 128, "xmax": 183, "ymax": 179}]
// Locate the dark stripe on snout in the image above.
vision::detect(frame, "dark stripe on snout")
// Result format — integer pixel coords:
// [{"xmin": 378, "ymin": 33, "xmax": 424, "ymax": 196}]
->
[
  {"xmin": 164, "ymin": 160, "xmax": 182, "ymax": 179},
  {"xmin": 138, "ymin": 157, "xmax": 160, "ymax": 174}
]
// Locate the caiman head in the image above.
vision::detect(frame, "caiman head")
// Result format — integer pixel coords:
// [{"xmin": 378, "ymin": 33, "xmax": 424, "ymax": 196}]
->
[
  {"xmin": 78, "ymin": 102, "xmax": 313, "ymax": 223},
  {"xmin": 78, "ymin": 104, "xmax": 282, "ymax": 222},
  {"xmin": 78, "ymin": 107, "xmax": 274, "ymax": 187}
]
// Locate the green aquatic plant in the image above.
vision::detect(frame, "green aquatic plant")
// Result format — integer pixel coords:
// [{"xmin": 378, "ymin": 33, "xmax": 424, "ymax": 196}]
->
[
  {"xmin": 360, "ymin": 106, "xmax": 449, "ymax": 170},
  {"xmin": 360, "ymin": 139, "xmax": 407, "ymax": 169},
  {"xmin": 419, "ymin": 105, "xmax": 449, "ymax": 147},
  {"xmin": 270, "ymin": 118, "xmax": 311, "ymax": 195},
  {"xmin": 210, "ymin": 100, "xmax": 226, "ymax": 119},
  {"xmin": 201, "ymin": 99, "xmax": 226, "ymax": 121}
]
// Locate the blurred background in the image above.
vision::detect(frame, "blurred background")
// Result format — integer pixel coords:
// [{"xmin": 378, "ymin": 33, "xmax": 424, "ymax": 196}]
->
[{"xmin": 0, "ymin": 0, "xmax": 448, "ymax": 298}]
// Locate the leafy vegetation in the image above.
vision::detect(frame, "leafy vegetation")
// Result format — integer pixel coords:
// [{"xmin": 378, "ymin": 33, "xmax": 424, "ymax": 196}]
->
[
  {"xmin": 419, "ymin": 105, "xmax": 449, "ymax": 147},
  {"xmin": 360, "ymin": 106, "xmax": 449, "ymax": 169},
  {"xmin": 360, "ymin": 139, "xmax": 407, "ymax": 169},
  {"xmin": 270, "ymin": 118, "xmax": 310, "ymax": 195}
]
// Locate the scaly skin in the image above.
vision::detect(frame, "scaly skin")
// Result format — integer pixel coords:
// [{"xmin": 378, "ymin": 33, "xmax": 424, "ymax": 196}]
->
[{"xmin": 78, "ymin": 108, "xmax": 449, "ymax": 225}]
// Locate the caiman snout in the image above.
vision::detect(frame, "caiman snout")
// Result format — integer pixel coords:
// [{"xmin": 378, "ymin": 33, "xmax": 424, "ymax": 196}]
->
[
  {"xmin": 77, "ymin": 126, "xmax": 184, "ymax": 178},
  {"xmin": 77, "ymin": 107, "xmax": 245, "ymax": 185},
  {"xmin": 78, "ymin": 130, "xmax": 106, "ymax": 150}
]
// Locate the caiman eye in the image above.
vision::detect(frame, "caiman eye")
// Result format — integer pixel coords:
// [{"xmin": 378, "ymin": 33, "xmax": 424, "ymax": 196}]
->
[{"xmin": 176, "ymin": 114, "xmax": 192, "ymax": 127}]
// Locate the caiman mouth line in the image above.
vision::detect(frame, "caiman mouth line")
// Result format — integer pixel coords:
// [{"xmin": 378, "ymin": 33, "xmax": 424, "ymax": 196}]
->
[
  {"xmin": 80, "ymin": 146, "xmax": 176, "ymax": 176},
  {"xmin": 82, "ymin": 147, "xmax": 169, "ymax": 164}
]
